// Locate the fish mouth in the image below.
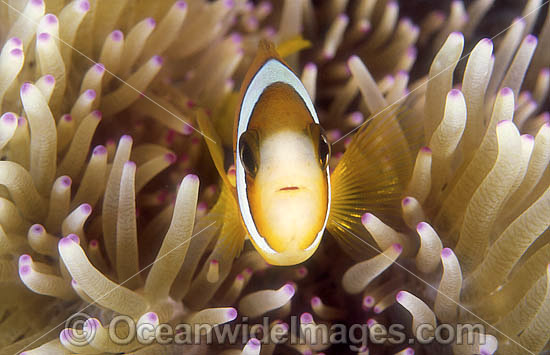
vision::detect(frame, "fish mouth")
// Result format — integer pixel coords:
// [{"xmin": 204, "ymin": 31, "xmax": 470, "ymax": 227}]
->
[{"xmin": 278, "ymin": 186, "xmax": 300, "ymax": 191}]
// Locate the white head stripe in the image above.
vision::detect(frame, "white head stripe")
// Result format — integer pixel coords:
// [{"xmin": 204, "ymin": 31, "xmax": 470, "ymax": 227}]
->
[{"xmin": 235, "ymin": 59, "xmax": 331, "ymax": 256}]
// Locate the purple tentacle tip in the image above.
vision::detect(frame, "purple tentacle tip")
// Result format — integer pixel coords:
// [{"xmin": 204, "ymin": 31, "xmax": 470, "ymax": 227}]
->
[
  {"xmin": 283, "ymin": 283, "xmax": 295, "ymax": 297},
  {"xmin": 231, "ymin": 32, "xmax": 243, "ymax": 43},
  {"xmin": 416, "ymin": 221, "xmax": 428, "ymax": 231},
  {"xmin": 405, "ymin": 348, "xmax": 415, "ymax": 355},
  {"xmin": 392, "ymin": 243, "xmax": 403, "ymax": 253},
  {"xmin": 247, "ymin": 337, "xmax": 261, "ymax": 348},
  {"xmin": 304, "ymin": 62, "xmax": 316, "ymax": 71},
  {"xmin": 449, "ymin": 31, "xmax": 463, "ymax": 39},
  {"xmin": 94, "ymin": 63, "xmax": 105, "ymax": 73},
  {"xmin": 176, "ymin": 0, "xmax": 187, "ymax": 9},
  {"xmin": 347, "ymin": 54, "xmax": 360, "ymax": 64},
  {"xmin": 396, "ymin": 290, "xmax": 406, "ymax": 302},
  {"xmin": 59, "ymin": 236, "xmax": 74, "ymax": 247},
  {"xmin": 67, "ymin": 234, "xmax": 80, "ymax": 244},
  {"xmin": 264, "ymin": 26, "xmax": 276, "ymax": 37},
  {"xmin": 441, "ymin": 248, "xmax": 453, "ymax": 258},
  {"xmin": 21, "ymin": 82, "xmax": 32, "ymax": 95},
  {"xmin": 60, "ymin": 176, "xmax": 72, "ymax": 187},
  {"xmin": 31, "ymin": 224, "xmax": 44, "ymax": 234},
  {"xmin": 92, "ymin": 110, "xmax": 102, "ymax": 119},
  {"xmin": 402, "ymin": 197, "xmax": 411, "ymax": 206},
  {"xmin": 520, "ymin": 91, "xmax": 532, "ymax": 101},
  {"xmin": 522, "ymin": 134, "xmax": 534, "ymax": 142},
  {"xmin": 182, "ymin": 123, "xmax": 194, "ymax": 135},
  {"xmin": 10, "ymin": 37, "xmax": 22, "ymax": 46},
  {"xmin": 513, "ymin": 17, "xmax": 525, "ymax": 25},
  {"xmin": 89, "ymin": 240, "xmax": 98, "ymax": 248},
  {"xmin": 85, "ymin": 89, "xmax": 96, "ymax": 100},
  {"xmin": 45, "ymin": 14, "xmax": 58, "ymax": 24},
  {"xmin": 421, "ymin": 146, "xmax": 432, "ymax": 153},
  {"xmin": 185, "ymin": 174, "xmax": 199, "ymax": 183},
  {"xmin": 351, "ymin": 111, "xmax": 363, "ymax": 124},
  {"xmin": 93, "ymin": 145, "xmax": 107, "ymax": 155},
  {"xmin": 44, "ymin": 74, "xmax": 55, "ymax": 85},
  {"xmin": 38, "ymin": 32, "xmax": 51, "ymax": 42},
  {"xmin": 311, "ymin": 296, "xmax": 321, "ymax": 306},
  {"xmin": 300, "ymin": 312, "xmax": 313, "ymax": 324},
  {"xmin": 10, "ymin": 48, "xmax": 23, "ymax": 57},
  {"xmin": 152, "ymin": 55, "xmax": 163, "ymax": 66},
  {"xmin": 449, "ymin": 89, "xmax": 461, "ymax": 97},
  {"xmin": 526, "ymin": 34, "xmax": 537, "ymax": 44},
  {"xmin": 79, "ymin": 0, "xmax": 90, "ymax": 11},
  {"xmin": 19, "ymin": 254, "xmax": 32, "ymax": 265},
  {"xmin": 227, "ymin": 308, "xmax": 238, "ymax": 319},
  {"xmin": 497, "ymin": 119, "xmax": 513, "ymax": 127},
  {"xmin": 111, "ymin": 30, "xmax": 123, "ymax": 41},
  {"xmin": 399, "ymin": 17, "xmax": 413, "ymax": 27},
  {"xmin": 31, "ymin": 0, "xmax": 43, "ymax": 6},
  {"xmin": 146, "ymin": 17, "xmax": 156, "ymax": 27},
  {"xmin": 147, "ymin": 312, "xmax": 158, "ymax": 322},
  {"xmin": 125, "ymin": 161, "xmax": 136, "ymax": 169},
  {"xmin": 80, "ymin": 203, "xmax": 92, "ymax": 214},
  {"xmin": 480, "ymin": 37, "xmax": 492, "ymax": 45},
  {"xmin": 361, "ymin": 212, "xmax": 372, "ymax": 224},
  {"xmin": 501, "ymin": 87, "xmax": 512, "ymax": 96},
  {"xmin": 338, "ymin": 13, "xmax": 349, "ymax": 22},
  {"xmin": 363, "ymin": 296, "xmax": 374, "ymax": 307},
  {"xmin": 2, "ymin": 112, "xmax": 16, "ymax": 124},
  {"xmin": 164, "ymin": 153, "xmax": 177, "ymax": 163},
  {"xmin": 121, "ymin": 134, "xmax": 133, "ymax": 143}
]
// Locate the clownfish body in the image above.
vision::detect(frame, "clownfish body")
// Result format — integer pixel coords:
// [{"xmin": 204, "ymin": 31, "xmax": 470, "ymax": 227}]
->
[
  {"xmin": 197, "ymin": 40, "xmax": 414, "ymax": 266},
  {"xmin": 234, "ymin": 43, "xmax": 331, "ymax": 265}
]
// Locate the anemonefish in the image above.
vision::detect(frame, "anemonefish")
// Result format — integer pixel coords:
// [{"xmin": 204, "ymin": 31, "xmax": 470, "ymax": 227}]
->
[{"xmin": 197, "ymin": 40, "xmax": 413, "ymax": 266}]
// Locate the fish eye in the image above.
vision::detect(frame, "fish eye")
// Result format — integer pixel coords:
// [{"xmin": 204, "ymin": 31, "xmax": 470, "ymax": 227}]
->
[
  {"xmin": 239, "ymin": 129, "xmax": 259, "ymax": 177},
  {"xmin": 308, "ymin": 123, "xmax": 331, "ymax": 169}
]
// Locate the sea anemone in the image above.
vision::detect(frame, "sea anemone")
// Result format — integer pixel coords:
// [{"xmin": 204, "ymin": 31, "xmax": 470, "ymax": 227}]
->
[{"xmin": 0, "ymin": 0, "xmax": 549, "ymax": 354}]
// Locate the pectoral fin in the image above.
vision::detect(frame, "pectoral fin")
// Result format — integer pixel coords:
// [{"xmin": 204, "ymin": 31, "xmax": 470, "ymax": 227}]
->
[
  {"xmin": 195, "ymin": 108, "xmax": 234, "ymax": 190},
  {"xmin": 328, "ymin": 105, "xmax": 421, "ymax": 259}
]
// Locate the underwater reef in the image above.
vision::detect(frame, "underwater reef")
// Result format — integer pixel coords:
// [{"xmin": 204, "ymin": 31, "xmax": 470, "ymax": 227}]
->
[{"xmin": 0, "ymin": 0, "xmax": 549, "ymax": 354}]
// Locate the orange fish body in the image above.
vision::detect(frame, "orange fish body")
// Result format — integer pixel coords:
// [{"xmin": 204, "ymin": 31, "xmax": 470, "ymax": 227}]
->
[
  {"xmin": 233, "ymin": 40, "xmax": 331, "ymax": 266},
  {"xmin": 196, "ymin": 40, "xmax": 415, "ymax": 266}
]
